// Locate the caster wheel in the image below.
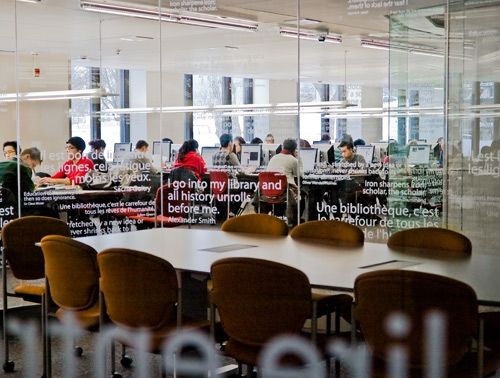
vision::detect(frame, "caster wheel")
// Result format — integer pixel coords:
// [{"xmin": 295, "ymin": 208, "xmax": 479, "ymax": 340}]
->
[
  {"xmin": 111, "ymin": 373, "xmax": 123, "ymax": 378},
  {"xmin": 3, "ymin": 360, "xmax": 15, "ymax": 372},
  {"xmin": 74, "ymin": 346, "xmax": 83, "ymax": 357},
  {"xmin": 120, "ymin": 355, "xmax": 133, "ymax": 368}
]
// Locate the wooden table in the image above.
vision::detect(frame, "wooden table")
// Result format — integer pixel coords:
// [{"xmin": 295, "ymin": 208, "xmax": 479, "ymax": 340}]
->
[{"xmin": 76, "ymin": 227, "xmax": 500, "ymax": 306}]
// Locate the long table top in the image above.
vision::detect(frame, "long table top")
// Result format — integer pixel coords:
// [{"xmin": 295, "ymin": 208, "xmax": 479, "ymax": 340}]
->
[{"xmin": 76, "ymin": 227, "xmax": 500, "ymax": 305}]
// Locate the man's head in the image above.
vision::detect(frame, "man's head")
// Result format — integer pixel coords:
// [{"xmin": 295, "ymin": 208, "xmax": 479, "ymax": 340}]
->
[
  {"xmin": 3, "ymin": 141, "xmax": 19, "ymax": 160},
  {"xmin": 135, "ymin": 140, "xmax": 149, "ymax": 152},
  {"xmin": 282, "ymin": 138, "xmax": 298, "ymax": 154},
  {"xmin": 265, "ymin": 133, "xmax": 275, "ymax": 144},
  {"xmin": 20, "ymin": 147, "xmax": 42, "ymax": 169},
  {"xmin": 219, "ymin": 134, "xmax": 233, "ymax": 148},
  {"xmin": 339, "ymin": 140, "xmax": 355, "ymax": 161}
]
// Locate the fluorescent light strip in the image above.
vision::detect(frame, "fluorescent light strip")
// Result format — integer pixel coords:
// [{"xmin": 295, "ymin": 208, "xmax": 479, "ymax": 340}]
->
[
  {"xmin": 80, "ymin": 0, "xmax": 258, "ymax": 32},
  {"xmin": 279, "ymin": 27, "xmax": 341, "ymax": 44},
  {"xmin": 361, "ymin": 38, "xmax": 443, "ymax": 57},
  {"xmin": 0, "ymin": 88, "xmax": 112, "ymax": 103}
]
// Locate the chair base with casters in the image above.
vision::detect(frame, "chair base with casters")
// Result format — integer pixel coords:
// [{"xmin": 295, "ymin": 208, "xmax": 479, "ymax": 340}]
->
[
  {"xmin": 210, "ymin": 257, "xmax": 322, "ymax": 377},
  {"xmin": 98, "ymin": 248, "xmax": 211, "ymax": 377},
  {"xmin": 2, "ymin": 216, "xmax": 71, "ymax": 376}
]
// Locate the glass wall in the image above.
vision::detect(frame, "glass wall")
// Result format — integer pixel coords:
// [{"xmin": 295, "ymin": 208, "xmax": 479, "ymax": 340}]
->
[{"xmin": 0, "ymin": 0, "xmax": 498, "ymax": 252}]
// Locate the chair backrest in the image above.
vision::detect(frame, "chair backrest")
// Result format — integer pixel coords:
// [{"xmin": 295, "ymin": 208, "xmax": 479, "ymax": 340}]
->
[
  {"xmin": 40, "ymin": 235, "xmax": 99, "ymax": 311},
  {"xmin": 354, "ymin": 269, "xmax": 477, "ymax": 367},
  {"xmin": 209, "ymin": 171, "xmax": 229, "ymax": 196},
  {"xmin": 169, "ymin": 166, "xmax": 197, "ymax": 184},
  {"xmin": 387, "ymin": 227, "xmax": 472, "ymax": 256},
  {"xmin": 155, "ymin": 183, "xmax": 192, "ymax": 218},
  {"xmin": 290, "ymin": 220, "xmax": 364, "ymax": 245},
  {"xmin": 2, "ymin": 216, "xmax": 71, "ymax": 280},
  {"xmin": 258, "ymin": 172, "xmax": 287, "ymax": 198},
  {"xmin": 98, "ymin": 248, "xmax": 178, "ymax": 330},
  {"xmin": 221, "ymin": 214, "xmax": 288, "ymax": 235},
  {"xmin": 211, "ymin": 257, "xmax": 311, "ymax": 346}
]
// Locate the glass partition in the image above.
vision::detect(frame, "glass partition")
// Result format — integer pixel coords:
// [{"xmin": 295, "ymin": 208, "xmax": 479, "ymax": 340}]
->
[
  {"xmin": 447, "ymin": 0, "xmax": 500, "ymax": 253},
  {"xmin": 1, "ymin": 0, "xmax": 499, "ymax": 250}
]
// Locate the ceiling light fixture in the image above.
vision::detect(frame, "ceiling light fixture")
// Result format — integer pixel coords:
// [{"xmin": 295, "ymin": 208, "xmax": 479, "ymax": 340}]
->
[
  {"xmin": 80, "ymin": 0, "xmax": 258, "ymax": 32},
  {"xmin": 361, "ymin": 38, "xmax": 443, "ymax": 57},
  {"xmin": 0, "ymin": 88, "xmax": 113, "ymax": 103},
  {"xmin": 279, "ymin": 27, "xmax": 341, "ymax": 44},
  {"xmin": 17, "ymin": 0, "xmax": 42, "ymax": 3}
]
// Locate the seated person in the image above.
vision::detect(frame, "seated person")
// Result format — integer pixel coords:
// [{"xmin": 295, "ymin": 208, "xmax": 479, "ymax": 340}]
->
[
  {"xmin": 265, "ymin": 138, "xmax": 304, "ymax": 225},
  {"xmin": 88, "ymin": 139, "xmax": 108, "ymax": 172},
  {"xmin": 0, "ymin": 147, "xmax": 42, "ymax": 199},
  {"xmin": 212, "ymin": 134, "xmax": 240, "ymax": 168},
  {"xmin": 265, "ymin": 133, "xmax": 275, "ymax": 144},
  {"xmin": 122, "ymin": 139, "xmax": 158, "ymax": 174},
  {"xmin": 433, "ymin": 137, "xmax": 444, "ymax": 167},
  {"xmin": 38, "ymin": 136, "xmax": 94, "ymax": 186},
  {"xmin": 232, "ymin": 136, "xmax": 246, "ymax": 162},
  {"xmin": 172, "ymin": 139, "xmax": 206, "ymax": 181},
  {"xmin": 339, "ymin": 140, "xmax": 366, "ymax": 167},
  {"xmin": 3, "ymin": 141, "xmax": 19, "ymax": 161}
]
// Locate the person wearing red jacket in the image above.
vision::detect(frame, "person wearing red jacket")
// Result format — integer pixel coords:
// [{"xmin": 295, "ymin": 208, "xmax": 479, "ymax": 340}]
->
[
  {"xmin": 38, "ymin": 136, "xmax": 94, "ymax": 186},
  {"xmin": 172, "ymin": 139, "xmax": 207, "ymax": 181}
]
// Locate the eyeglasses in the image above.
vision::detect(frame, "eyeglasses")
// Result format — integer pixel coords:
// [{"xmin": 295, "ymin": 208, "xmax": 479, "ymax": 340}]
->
[
  {"xmin": 65, "ymin": 145, "xmax": 78, "ymax": 151},
  {"xmin": 3, "ymin": 149, "xmax": 16, "ymax": 156}
]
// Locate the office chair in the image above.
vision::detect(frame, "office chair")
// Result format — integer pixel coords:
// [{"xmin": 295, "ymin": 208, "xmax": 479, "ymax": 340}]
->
[
  {"xmin": 220, "ymin": 213, "xmax": 288, "ymax": 235},
  {"xmin": 209, "ymin": 170, "xmax": 230, "ymax": 220},
  {"xmin": 208, "ymin": 214, "xmax": 288, "ymax": 315},
  {"xmin": 289, "ymin": 220, "xmax": 362, "ymax": 334},
  {"xmin": 98, "ymin": 248, "xmax": 210, "ymax": 377},
  {"xmin": 256, "ymin": 172, "xmax": 288, "ymax": 218},
  {"xmin": 1, "ymin": 216, "xmax": 71, "ymax": 374},
  {"xmin": 353, "ymin": 269, "xmax": 499, "ymax": 377},
  {"xmin": 40, "ymin": 235, "xmax": 100, "ymax": 376},
  {"xmin": 387, "ymin": 227, "xmax": 472, "ymax": 257},
  {"xmin": 210, "ymin": 257, "xmax": 315, "ymax": 376}
]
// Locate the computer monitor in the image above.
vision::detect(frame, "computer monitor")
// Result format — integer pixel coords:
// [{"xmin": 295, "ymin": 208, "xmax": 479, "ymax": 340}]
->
[
  {"xmin": 312, "ymin": 142, "xmax": 332, "ymax": 163},
  {"xmin": 113, "ymin": 143, "xmax": 132, "ymax": 164},
  {"xmin": 371, "ymin": 142, "xmax": 389, "ymax": 162},
  {"xmin": 201, "ymin": 146, "xmax": 220, "ymax": 168},
  {"xmin": 261, "ymin": 143, "xmax": 280, "ymax": 164},
  {"xmin": 407, "ymin": 144, "xmax": 431, "ymax": 166},
  {"xmin": 170, "ymin": 143, "xmax": 182, "ymax": 162},
  {"xmin": 299, "ymin": 148, "xmax": 318, "ymax": 172},
  {"xmin": 152, "ymin": 141, "xmax": 172, "ymax": 163},
  {"xmin": 356, "ymin": 145, "xmax": 375, "ymax": 164},
  {"xmin": 240, "ymin": 144, "xmax": 262, "ymax": 167}
]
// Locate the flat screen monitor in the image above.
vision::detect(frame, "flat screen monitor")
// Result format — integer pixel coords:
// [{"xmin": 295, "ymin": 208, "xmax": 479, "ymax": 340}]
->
[
  {"xmin": 201, "ymin": 146, "xmax": 220, "ymax": 168},
  {"xmin": 113, "ymin": 143, "xmax": 132, "ymax": 164},
  {"xmin": 371, "ymin": 142, "xmax": 389, "ymax": 162},
  {"xmin": 312, "ymin": 142, "xmax": 332, "ymax": 163},
  {"xmin": 356, "ymin": 145, "xmax": 375, "ymax": 164},
  {"xmin": 299, "ymin": 148, "xmax": 318, "ymax": 172},
  {"xmin": 152, "ymin": 141, "xmax": 172, "ymax": 163},
  {"xmin": 170, "ymin": 143, "xmax": 182, "ymax": 161},
  {"xmin": 261, "ymin": 143, "xmax": 280, "ymax": 164},
  {"xmin": 240, "ymin": 144, "xmax": 262, "ymax": 167},
  {"xmin": 407, "ymin": 145, "xmax": 431, "ymax": 165}
]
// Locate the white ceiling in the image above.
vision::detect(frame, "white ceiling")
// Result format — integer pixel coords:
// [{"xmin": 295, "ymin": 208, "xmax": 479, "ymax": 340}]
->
[{"xmin": 1, "ymin": 0, "xmax": 500, "ymax": 88}]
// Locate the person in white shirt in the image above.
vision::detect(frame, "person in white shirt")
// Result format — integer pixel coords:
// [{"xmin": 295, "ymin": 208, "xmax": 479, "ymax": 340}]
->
[{"xmin": 265, "ymin": 138, "xmax": 303, "ymax": 225}]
